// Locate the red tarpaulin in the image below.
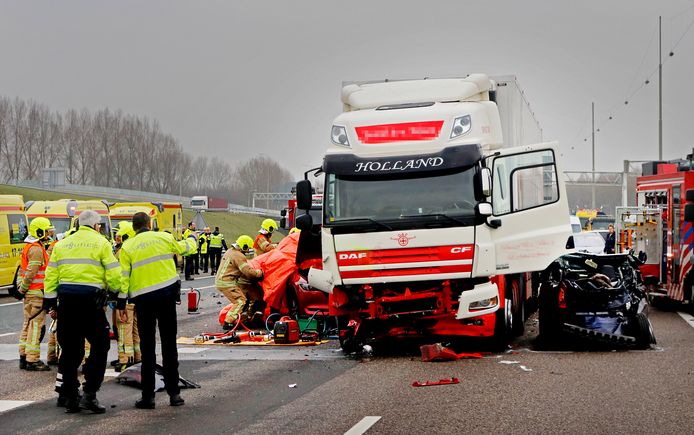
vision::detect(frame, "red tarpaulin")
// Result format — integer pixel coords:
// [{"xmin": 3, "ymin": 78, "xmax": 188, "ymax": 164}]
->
[{"xmin": 248, "ymin": 232, "xmax": 300, "ymax": 309}]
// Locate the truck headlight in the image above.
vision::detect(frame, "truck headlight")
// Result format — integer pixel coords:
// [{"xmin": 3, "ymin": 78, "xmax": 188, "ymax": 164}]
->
[
  {"xmin": 469, "ymin": 295, "xmax": 498, "ymax": 311},
  {"xmin": 450, "ymin": 115, "xmax": 472, "ymax": 139},
  {"xmin": 331, "ymin": 125, "xmax": 350, "ymax": 147}
]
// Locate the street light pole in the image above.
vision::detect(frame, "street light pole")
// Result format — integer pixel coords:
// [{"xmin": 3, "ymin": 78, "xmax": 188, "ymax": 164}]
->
[
  {"xmin": 592, "ymin": 102, "xmax": 596, "ymax": 210},
  {"xmin": 658, "ymin": 15, "xmax": 663, "ymax": 161}
]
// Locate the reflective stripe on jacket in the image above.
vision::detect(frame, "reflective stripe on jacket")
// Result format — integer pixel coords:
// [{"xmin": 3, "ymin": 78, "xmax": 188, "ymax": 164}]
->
[
  {"xmin": 44, "ymin": 226, "xmax": 123, "ymax": 300},
  {"xmin": 120, "ymin": 230, "xmax": 187, "ymax": 300},
  {"xmin": 18, "ymin": 242, "xmax": 49, "ymax": 297},
  {"xmin": 254, "ymin": 234, "xmax": 276, "ymax": 255}
]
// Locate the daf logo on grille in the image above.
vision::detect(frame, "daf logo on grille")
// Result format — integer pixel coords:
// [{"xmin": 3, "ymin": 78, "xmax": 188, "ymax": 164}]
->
[
  {"xmin": 339, "ymin": 252, "xmax": 367, "ymax": 260},
  {"xmin": 391, "ymin": 232, "xmax": 416, "ymax": 247}
]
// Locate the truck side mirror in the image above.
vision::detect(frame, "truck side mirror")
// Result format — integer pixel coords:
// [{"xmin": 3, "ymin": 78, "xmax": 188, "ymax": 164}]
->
[
  {"xmin": 280, "ymin": 209, "xmax": 287, "ymax": 217},
  {"xmin": 296, "ymin": 180, "xmax": 313, "ymax": 210},
  {"xmin": 480, "ymin": 167, "xmax": 492, "ymax": 197},
  {"xmin": 565, "ymin": 235, "xmax": 575, "ymax": 249},
  {"xmin": 476, "ymin": 202, "xmax": 493, "ymax": 217},
  {"xmin": 685, "ymin": 204, "xmax": 694, "ymax": 223},
  {"xmin": 280, "ymin": 217, "xmax": 287, "ymax": 229},
  {"xmin": 296, "ymin": 213, "xmax": 313, "ymax": 231}
]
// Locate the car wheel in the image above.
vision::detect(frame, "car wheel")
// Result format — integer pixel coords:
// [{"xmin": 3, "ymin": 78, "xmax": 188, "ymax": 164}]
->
[
  {"xmin": 632, "ymin": 312, "xmax": 656, "ymax": 349},
  {"xmin": 538, "ymin": 283, "xmax": 561, "ymax": 345}
]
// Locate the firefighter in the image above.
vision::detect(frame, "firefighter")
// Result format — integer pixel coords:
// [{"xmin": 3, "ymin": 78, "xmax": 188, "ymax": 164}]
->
[
  {"xmin": 119, "ymin": 212, "xmax": 192, "ymax": 409},
  {"xmin": 208, "ymin": 226, "xmax": 227, "ymax": 275},
  {"xmin": 44, "ymin": 210, "xmax": 125, "ymax": 414},
  {"xmin": 198, "ymin": 227, "xmax": 210, "ymax": 274},
  {"xmin": 112, "ymin": 222, "xmax": 140, "ymax": 372},
  {"xmin": 18, "ymin": 217, "xmax": 55, "ymax": 371},
  {"xmin": 254, "ymin": 219, "xmax": 278, "ymax": 256},
  {"xmin": 215, "ymin": 235, "xmax": 264, "ymax": 329}
]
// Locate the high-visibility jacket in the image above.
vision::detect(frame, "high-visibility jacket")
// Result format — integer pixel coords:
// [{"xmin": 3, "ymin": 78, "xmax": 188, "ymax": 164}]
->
[
  {"xmin": 215, "ymin": 248, "xmax": 263, "ymax": 288},
  {"xmin": 18, "ymin": 241, "xmax": 49, "ymax": 297},
  {"xmin": 119, "ymin": 230, "xmax": 191, "ymax": 300},
  {"xmin": 183, "ymin": 228, "xmax": 194, "ymax": 240},
  {"xmin": 183, "ymin": 234, "xmax": 198, "ymax": 256},
  {"xmin": 254, "ymin": 233, "xmax": 276, "ymax": 255},
  {"xmin": 209, "ymin": 233, "xmax": 224, "ymax": 249},
  {"xmin": 44, "ymin": 226, "xmax": 124, "ymax": 304},
  {"xmin": 199, "ymin": 234, "xmax": 208, "ymax": 254}
]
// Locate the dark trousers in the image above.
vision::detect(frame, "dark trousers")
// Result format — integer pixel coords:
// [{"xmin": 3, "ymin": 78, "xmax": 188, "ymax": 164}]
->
[
  {"xmin": 185, "ymin": 256, "xmax": 195, "ymax": 280},
  {"xmin": 209, "ymin": 248, "xmax": 222, "ymax": 273},
  {"xmin": 134, "ymin": 286, "xmax": 180, "ymax": 399},
  {"xmin": 200, "ymin": 253, "xmax": 209, "ymax": 273},
  {"xmin": 56, "ymin": 294, "xmax": 110, "ymax": 398},
  {"xmin": 193, "ymin": 253, "xmax": 199, "ymax": 274}
]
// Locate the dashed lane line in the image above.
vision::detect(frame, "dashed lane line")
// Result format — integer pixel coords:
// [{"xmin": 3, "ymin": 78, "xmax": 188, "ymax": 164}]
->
[
  {"xmin": 345, "ymin": 416, "xmax": 382, "ymax": 435},
  {"xmin": 677, "ymin": 311, "xmax": 694, "ymax": 329},
  {"xmin": 0, "ymin": 400, "xmax": 33, "ymax": 413}
]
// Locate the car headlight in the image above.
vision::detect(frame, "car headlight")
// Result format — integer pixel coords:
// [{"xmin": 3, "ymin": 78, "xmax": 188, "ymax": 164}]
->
[
  {"xmin": 450, "ymin": 115, "xmax": 472, "ymax": 139},
  {"xmin": 331, "ymin": 125, "xmax": 350, "ymax": 147},
  {"xmin": 469, "ymin": 295, "xmax": 498, "ymax": 311}
]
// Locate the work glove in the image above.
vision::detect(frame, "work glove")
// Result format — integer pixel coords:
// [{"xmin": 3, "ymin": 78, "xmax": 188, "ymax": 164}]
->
[{"xmin": 43, "ymin": 298, "xmax": 57, "ymax": 312}]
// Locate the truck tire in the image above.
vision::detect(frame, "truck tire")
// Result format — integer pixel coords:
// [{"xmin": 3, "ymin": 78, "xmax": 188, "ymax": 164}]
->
[
  {"xmin": 336, "ymin": 317, "xmax": 361, "ymax": 354},
  {"xmin": 538, "ymin": 284, "xmax": 561, "ymax": 345},
  {"xmin": 491, "ymin": 295, "xmax": 513, "ymax": 351},
  {"xmin": 510, "ymin": 277, "xmax": 525, "ymax": 337},
  {"xmin": 632, "ymin": 313, "xmax": 656, "ymax": 349}
]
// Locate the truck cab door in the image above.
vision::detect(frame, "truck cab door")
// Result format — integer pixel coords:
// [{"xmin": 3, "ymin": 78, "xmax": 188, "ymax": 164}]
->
[{"xmin": 488, "ymin": 142, "xmax": 571, "ymax": 274}]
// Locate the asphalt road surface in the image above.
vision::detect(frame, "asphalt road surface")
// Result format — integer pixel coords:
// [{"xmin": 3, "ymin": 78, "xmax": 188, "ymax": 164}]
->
[{"xmin": 1, "ymin": 276, "xmax": 693, "ymax": 434}]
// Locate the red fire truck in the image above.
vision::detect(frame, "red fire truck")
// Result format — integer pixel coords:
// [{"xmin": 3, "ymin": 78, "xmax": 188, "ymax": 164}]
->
[
  {"xmin": 617, "ymin": 157, "xmax": 694, "ymax": 307},
  {"xmin": 280, "ymin": 193, "xmax": 322, "ymax": 231}
]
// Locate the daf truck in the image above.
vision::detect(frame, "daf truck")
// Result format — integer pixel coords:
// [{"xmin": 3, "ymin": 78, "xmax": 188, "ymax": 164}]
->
[{"xmin": 294, "ymin": 74, "xmax": 572, "ymax": 351}]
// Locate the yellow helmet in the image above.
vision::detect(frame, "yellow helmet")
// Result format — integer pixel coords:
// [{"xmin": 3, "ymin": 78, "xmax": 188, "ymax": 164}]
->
[
  {"xmin": 261, "ymin": 219, "xmax": 278, "ymax": 234},
  {"xmin": 116, "ymin": 221, "xmax": 136, "ymax": 241},
  {"xmin": 29, "ymin": 217, "xmax": 54, "ymax": 239},
  {"xmin": 236, "ymin": 235, "xmax": 254, "ymax": 252},
  {"xmin": 289, "ymin": 227, "xmax": 301, "ymax": 234}
]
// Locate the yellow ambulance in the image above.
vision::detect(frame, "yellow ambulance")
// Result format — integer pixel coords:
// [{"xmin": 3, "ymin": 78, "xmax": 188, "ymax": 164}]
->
[
  {"xmin": 0, "ymin": 195, "xmax": 28, "ymax": 291},
  {"xmin": 25, "ymin": 199, "xmax": 113, "ymax": 240},
  {"xmin": 110, "ymin": 202, "xmax": 183, "ymax": 240}
]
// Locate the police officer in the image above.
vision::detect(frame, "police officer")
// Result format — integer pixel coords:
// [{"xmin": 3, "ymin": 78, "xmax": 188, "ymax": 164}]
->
[
  {"xmin": 198, "ymin": 228, "xmax": 210, "ymax": 273},
  {"xmin": 18, "ymin": 217, "xmax": 54, "ymax": 371},
  {"xmin": 216, "ymin": 235, "xmax": 264, "ymax": 329},
  {"xmin": 208, "ymin": 226, "xmax": 227, "ymax": 275},
  {"xmin": 44, "ymin": 210, "xmax": 125, "ymax": 414},
  {"xmin": 119, "ymin": 212, "xmax": 193, "ymax": 409},
  {"xmin": 254, "ymin": 219, "xmax": 278, "ymax": 256}
]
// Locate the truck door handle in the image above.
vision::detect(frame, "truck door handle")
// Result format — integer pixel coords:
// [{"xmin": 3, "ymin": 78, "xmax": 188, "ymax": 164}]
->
[{"xmin": 486, "ymin": 218, "xmax": 502, "ymax": 229}]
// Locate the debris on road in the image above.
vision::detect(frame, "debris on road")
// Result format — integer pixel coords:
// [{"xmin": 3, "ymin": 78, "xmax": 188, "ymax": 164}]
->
[
  {"xmin": 498, "ymin": 360, "xmax": 520, "ymax": 365},
  {"xmin": 519, "ymin": 365, "xmax": 533, "ymax": 372},
  {"xmin": 420, "ymin": 343, "xmax": 483, "ymax": 362},
  {"xmin": 288, "ymin": 384, "xmax": 297, "ymax": 388},
  {"xmin": 412, "ymin": 377, "xmax": 460, "ymax": 387}
]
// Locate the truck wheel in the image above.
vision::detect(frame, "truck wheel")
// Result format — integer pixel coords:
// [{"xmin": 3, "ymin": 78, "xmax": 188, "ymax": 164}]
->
[
  {"xmin": 632, "ymin": 313, "xmax": 656, "ymax": 349},
  {"xmin": 337, "ymin": 317, "xmax": 361, "ymax": 354},
  {"xmin": 510, "ymin": 277, "xmax": 525, "ymax": 337},
  {"xmin": 538, "ymin": 284, "xmax": 561, "ymax": 345},
  {"xmin": 491, "ymin": 295, "xmax": 513, "ymax": 351}
]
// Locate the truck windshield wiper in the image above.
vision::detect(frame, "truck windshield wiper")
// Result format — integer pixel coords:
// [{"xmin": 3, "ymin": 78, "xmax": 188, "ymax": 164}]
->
[
  {"xmin": 399, "ymin": 213, "xmax": 467, "ymax": 225},
  {"xmin": 332, "ymin": 217, "xmax": 393, "ymax": 231}
]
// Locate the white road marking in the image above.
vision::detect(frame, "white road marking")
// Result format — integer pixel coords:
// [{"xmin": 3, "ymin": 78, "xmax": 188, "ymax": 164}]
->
[
  {"xmin": 0, "ymin": 400, "xmax": 33, "ymax": 413},
  {"xmin": 104, "ymin": 369, "xmax": 119, "ymax": 378},
  {"xmin": 0, "ymin": 301, "xmax": 22, "ymax": 307},
  {"xmin": 0, "ymin": 332, "xmax": 17, "ymax": 337},
  {"xmin": 178, "ymin": 347, "xmax": 209, "ymax": 354},
  {"xmin": 677, "ymin": 311, "xmax": 694, "ymax": 328},
  {"xmin": 345, "ymin": 416, "xmax": 382, "ymax": 435}
]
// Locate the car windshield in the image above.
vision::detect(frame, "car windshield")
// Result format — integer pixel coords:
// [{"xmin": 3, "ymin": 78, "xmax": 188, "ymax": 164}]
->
[
  {"xmin": 574, "ymin": 232, "xmax": 605, "ymax": 248},
  {"xmin": 324, "ymin": 168, "xmax": 477, "ymax": 230},
  {"xmin": 49, "ymin": 218, "xmax": 72, "ymax": 236}
]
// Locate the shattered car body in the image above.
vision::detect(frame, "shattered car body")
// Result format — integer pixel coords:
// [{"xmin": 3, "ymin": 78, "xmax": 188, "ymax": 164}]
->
[{"xmin": 539, "ymin": 252, "xmax": 656, "ymax": 349}]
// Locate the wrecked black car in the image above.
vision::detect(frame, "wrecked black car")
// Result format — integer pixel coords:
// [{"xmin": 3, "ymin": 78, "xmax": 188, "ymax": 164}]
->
[{"xmin": 538, "ymin": 252, "xmax": 656, "ymax": 349}]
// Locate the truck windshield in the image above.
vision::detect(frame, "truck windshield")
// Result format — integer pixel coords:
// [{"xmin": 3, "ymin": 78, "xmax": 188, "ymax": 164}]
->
[{"xmin": 325, "ymin": 168, "xmax": 478, "ymax": 230}]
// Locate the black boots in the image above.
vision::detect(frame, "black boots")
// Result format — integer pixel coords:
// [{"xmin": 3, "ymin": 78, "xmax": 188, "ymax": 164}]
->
[
  {"xmin": 169, "ymin": 394, "xmax": 185, "ymax": 406},
  {"xmin": 135, "ymin": 396, "xmax": 156, "ymax": 409},
  {"xmin": 80, "ymin": 392, "xmax": 106, "ymax": 414},
  {"xmin": 25, "ymin": 360, "xmax": 51, "ymax": 371},
  {"xmin": 19, "ymin": 356, "xmax": 26, "ymax": 370}
]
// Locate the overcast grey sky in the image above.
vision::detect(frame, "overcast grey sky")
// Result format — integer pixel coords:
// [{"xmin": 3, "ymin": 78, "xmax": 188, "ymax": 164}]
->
[{"xmin": 1, "ymin": 0, "xmax": 693, "ymax": 179}]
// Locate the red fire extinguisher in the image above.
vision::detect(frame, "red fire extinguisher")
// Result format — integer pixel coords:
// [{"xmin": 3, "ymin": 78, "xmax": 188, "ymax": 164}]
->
[{"xmin": 187, "ymin": 289, "xmax": 201, "ymax": 314}]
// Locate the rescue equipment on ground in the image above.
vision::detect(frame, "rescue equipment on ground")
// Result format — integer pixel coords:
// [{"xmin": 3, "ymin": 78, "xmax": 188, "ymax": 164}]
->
[
  {"xmin": 419, "ymin": 343, "xmax": 484, "ymax": 362},
  {"xmin": 273, "ymin": 316, "xmax": 300, "ymax": 344},
  {"xmin": 187, "ymin": 288, "xmax": 201, "ymax": 313}
]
